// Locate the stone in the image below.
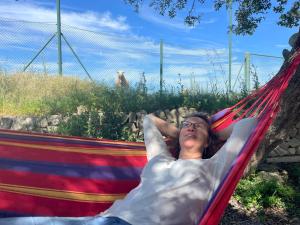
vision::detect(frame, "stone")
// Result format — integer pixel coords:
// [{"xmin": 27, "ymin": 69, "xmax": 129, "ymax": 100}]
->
[
  {"xmin": 275, "ymin": 130, "xmax": 288, "ymax": 139},
  {"xmin": 11, "ymin": 117, "xmax": 36, "ymax": 131},
  {"xmin": 41, "ymin": 128, "xmax": 49, "ymax": 133},
  {"xmin": 77, "ymin": 105, "xmax": 88, "ymax": 115},
  {"xmin": 0, "ymin": 117, "xmax": 14, "ymax": 129},
  {"xmin": 296, "ymin": 121, "xmax": 300, "ymax": 129},
  {"xmin": 63, "ymin": 116, "xmax": 70, "ymax": 123},
  {"xmin": 282, "ymin": 49, "xmax": 290, "ymax": 61},
  {"xmin": 136, "ymin": 110, "xmax": 146, "ymax": 120},
  {"xmin": 136, "ymin": 110, "xmax": 146, "ymax": 128},
  {"xmin": 164, "ymin": 109, "xmax": 172, "ymax": 123},
  {"xmin": 289, "ymin": 33, "xmax": 299, "ymax": 48},
  {"xmin": 155, "ymin": 110, "xmax": 166, "ymax": 120},
  {"xmin": 39, "ymin": 118, "xmax": 48, "ymax": 128},
  {"xmin": 48, "ymin": 115, "xmax": 62, "ymax": 126},
  {"xmin": 268, "ymin": 150, "xmax": 278, "ymax": 157},
  {"xmin": 128, "ymin": 112, "xmax": 136, "ymax": 123},
  {"xmin": 169, "ymin": 109, "xmax": 178, "ymax": 124},
  {"xmin": 47, "ymin": 126, "xmax": 58, "ymax": 133},
  {"xmin": 287, "ymin": 147, "xmax": 296, "ymax": 155},
  {"xmin": 288, "ymin": 138, "xmax": 300, "ymax": 148},
  {"xmin": 288, "ymin": 128, "xmax": 298, "ymax": 138},
  {"xmin": 279, "ymin": 142, "xmax": 289, "ymax": 150},
  {"xmin": 257, "ymin": 171, "xmax": 287, "ymax": 184},
  {"xmin": 296, "ymin": 146, "xmax": 300, "ymax": 155},
  {"xmin": 131, "ymin": 123, "xmax": 138, "ymax": 132},
  {"xmin": 273, "ymin": 145, "xmax": 288, "ymax": 156},
  {"xmin": 178, "ymin": 116, "xmax": 185, "ymax": 126},
  {"xmin": 178, "ymin": 107, "xmax": 188, "ymax": 116},
  {"xmin": 188, "ymin": 108, "xmax": 197, "ymax": 113}
]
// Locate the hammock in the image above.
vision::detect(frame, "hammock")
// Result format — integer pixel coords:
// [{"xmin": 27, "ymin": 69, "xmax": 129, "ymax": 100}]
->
[{"xmin": 0, "ymin": 49, "xmax": 299, "ymax": 225}]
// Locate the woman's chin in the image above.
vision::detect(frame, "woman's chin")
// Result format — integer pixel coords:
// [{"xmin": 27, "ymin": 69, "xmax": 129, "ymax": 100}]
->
[{"xmin": 181, "ymin": 139, "xmax": 199, "ymax": 148}]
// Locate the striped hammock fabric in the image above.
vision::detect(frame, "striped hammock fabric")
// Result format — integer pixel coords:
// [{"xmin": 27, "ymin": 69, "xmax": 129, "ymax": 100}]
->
[
  {"xmin": 0, "ymin": 49, "xmax": 299, "ymax": 224},
  {"xmin": 0, "ymin": 131, "xmax": 147, "ymax": 217}
]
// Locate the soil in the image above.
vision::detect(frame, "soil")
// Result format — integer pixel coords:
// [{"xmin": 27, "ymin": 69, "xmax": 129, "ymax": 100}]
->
[{"xmin": 221, "ymin": 198, "xmax": 300, "ymax": 225}]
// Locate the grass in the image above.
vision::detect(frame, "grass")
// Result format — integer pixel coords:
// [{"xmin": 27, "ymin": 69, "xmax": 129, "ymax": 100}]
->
[
  {"xmin": 0, "ymin": 72, "xmax": 92, "ymax": 116},
  {"xmin": 1, "ymin": 71, "xmax": 244, "ymax": 139},
  {"xmin": 234, "ymin": 169, "xmax": 300, "ymax": 220},
  {"xmin": 0, "ymin": 71, "xmax": 242, "ymax": 117}
]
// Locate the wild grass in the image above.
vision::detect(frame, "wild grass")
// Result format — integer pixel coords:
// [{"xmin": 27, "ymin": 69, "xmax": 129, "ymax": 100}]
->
[
  {"xmin": 0, "ymin": 72, "xmax": 92, "ymax": 116},
  {"xmin": 1, "ymin": 71, "xmax": 244, "ymax": 139},
  {"xmin": 0, "ymin": 71, "xmax": 242, "ymax": 117}
]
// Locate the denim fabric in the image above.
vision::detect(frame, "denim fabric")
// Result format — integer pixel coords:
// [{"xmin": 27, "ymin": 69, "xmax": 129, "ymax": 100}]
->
[{"xmin": 0, "ymin": 216, "xmax": 131, "ymax": 225}]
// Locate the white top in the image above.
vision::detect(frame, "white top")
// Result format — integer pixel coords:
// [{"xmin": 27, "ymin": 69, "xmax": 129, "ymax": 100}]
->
[{"xmin": 101, "ymin": 115, "xmax": 257, "ymax": 225}]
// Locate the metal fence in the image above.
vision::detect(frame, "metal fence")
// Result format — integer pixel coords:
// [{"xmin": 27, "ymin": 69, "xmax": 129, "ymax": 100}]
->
[{"xmin": 0, "ymin": 18, "xmax": 283, "ymax": 93}]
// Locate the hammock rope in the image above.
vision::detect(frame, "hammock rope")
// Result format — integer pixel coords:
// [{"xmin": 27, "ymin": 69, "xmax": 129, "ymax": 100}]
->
[{"xmin": 199, "ymin": 49, "xmax": 300, "ymax": 225}]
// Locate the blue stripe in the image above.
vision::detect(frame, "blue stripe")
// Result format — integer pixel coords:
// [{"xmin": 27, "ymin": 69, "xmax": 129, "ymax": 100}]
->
[
  {"xmin": 0, "ymin": 158, "xmax": 142, "ymax": 180},
  {"xmin": 0, "ymin": 132, "xmax": 143, "ymax": 150},
  {"xmin": 0, "ymin": 211, "xmax": 32, "ymax": 218}
]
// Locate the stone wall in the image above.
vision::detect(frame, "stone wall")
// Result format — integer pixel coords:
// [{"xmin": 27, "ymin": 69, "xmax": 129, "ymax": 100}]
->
[
  {"xmin": 0, "ymin": 107, "xmax": 197, "ymax": 134},
  {"xmin": 0, "ymin": 115, "xmax": 63, "ymax": 133}
]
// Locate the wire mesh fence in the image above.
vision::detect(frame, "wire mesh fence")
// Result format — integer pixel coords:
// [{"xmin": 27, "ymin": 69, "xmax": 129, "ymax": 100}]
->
[{"xmin": 0, "ymin": 18, "xmax": 284, "ymax": 93}]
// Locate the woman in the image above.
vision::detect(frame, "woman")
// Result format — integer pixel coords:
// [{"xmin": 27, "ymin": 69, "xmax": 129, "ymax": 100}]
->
[{"xmin": 0, "ymin": 112, "xmax": 257, "ymax": 225}]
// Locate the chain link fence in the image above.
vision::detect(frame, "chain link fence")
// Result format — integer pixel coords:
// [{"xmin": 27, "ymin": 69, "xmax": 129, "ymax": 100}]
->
[{"xmin": 0, "ymin": 18, "xmax": 283, "ymax": 93}]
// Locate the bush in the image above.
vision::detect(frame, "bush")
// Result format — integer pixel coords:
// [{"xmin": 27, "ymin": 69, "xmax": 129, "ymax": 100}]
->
[{"xmin": 234, "ymin": 172, "xmax": 299, "ymax": 216}]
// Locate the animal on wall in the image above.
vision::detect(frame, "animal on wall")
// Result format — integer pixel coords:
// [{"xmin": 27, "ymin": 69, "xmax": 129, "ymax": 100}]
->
[{"xmin": 115, "ymin": 70, "xmax": 129, "ymax": 88}]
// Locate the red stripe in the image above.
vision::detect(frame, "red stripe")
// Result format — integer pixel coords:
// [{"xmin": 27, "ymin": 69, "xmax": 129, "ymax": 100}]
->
[
  {"xmin": 0, "ymin": 145, "xmax": 147, "ymax": 167},
  {"xmin": 0, "ymin": 169, "xmax": 140, "ymax": 194},
  {"xmin": 0, "ymin": 191, "xmax": 112, "ymax": 216},
  {"xmin": 0, "ymin": 137, "xmax": 146, "ymax": 151},
  {"xmin": 0, "ymin": 129, "xmax": 145, "ymax": 147}
]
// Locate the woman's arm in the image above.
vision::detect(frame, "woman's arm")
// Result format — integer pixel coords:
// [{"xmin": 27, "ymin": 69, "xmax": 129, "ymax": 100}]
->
[
  {"xmin": 147, "ymin": 114, "xmax": 180, "ymax": 139},
  {"xmin": 143, "ymin": 114, "xmax": 179, "ymax": 160}
]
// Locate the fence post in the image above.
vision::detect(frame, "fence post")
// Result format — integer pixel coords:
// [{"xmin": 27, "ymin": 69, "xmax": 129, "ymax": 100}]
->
[
  {"xmin": 228, "ymin": 0, "xmax": 232, "ymax": 93},
  {"xmin": 56, "ymin": 0, "xmax": 63, "ymax": 76},
  {"xmin": 244, "ymin": 52, "xmax": 250, "ymax": 92},
  {"xmin": 160, "ymin": 39, "xmax": 163, "ymax": 95}
]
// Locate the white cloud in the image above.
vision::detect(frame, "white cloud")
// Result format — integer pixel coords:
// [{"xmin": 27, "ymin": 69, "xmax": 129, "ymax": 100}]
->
[
  {"xmin": 0, "ymin": 0, "xmax": 130, "ymax": 32},
  {"xmin": 0, "ymin": 0, "xmax": 228, "ymax": 89}
]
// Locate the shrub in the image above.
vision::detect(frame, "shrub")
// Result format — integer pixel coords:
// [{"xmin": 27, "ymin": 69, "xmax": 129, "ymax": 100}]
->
[{"xmin": 234, "ymin": 172, "xmax": 299, "ymax": 216}]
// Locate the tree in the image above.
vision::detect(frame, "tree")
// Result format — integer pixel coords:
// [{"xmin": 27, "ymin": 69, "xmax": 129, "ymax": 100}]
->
[{"xmin": 124, "ymin": 0, "xmax": 299, "ymax": 35}]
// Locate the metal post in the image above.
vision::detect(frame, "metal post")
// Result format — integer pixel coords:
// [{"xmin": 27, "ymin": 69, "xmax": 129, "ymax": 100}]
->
[
  {"xmin": 228, "ymin": 0, "xmax": 232, "ymax": 93},
  {"xmin": 23, "ymin": 33, "xmax": 56, "ymax": 72},
  {"xmin": 57, "ymin": 0, "xmax": 63, "ymax": 75},
  {"xmin": 61, "ymin": 33, "xmax": 93, "ymax": 81},
  {"xmin": 160, "ymin": 39, "xmax": 163, "ymax": 94},
  {"xmin": 244, "ymin": 52, "xmax": 250, "ymax": 92}
]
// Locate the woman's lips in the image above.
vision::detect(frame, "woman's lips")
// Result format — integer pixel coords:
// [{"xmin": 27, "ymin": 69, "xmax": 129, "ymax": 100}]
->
[{"xmin": 184, "ymin": 132, "xmax": 197, "ymax": 138}]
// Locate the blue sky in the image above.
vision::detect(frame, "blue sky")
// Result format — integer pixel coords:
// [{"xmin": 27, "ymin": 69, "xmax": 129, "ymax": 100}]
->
[{"xmin": 0, "ymin": 0, "xmax": 297, "ymax": 91}]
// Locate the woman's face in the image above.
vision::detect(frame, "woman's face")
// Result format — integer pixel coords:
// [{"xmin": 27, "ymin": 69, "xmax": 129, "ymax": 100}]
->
[{"xmin": 179, "ymin": 117, "xmax": 210, "ymax": 152}]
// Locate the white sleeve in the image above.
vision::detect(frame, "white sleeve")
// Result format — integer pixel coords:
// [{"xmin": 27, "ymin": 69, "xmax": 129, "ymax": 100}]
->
[
  {"xmin": 143, "ymin": 115, "xmax": 170, "ymax": 160},
  {"xmin": 211, "ymin": 117, "xmax": 258, "ymax": 180}
]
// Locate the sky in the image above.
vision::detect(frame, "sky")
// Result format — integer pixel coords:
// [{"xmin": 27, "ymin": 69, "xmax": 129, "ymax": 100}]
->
[{"xmin": 0, "ymin": 0, "xmax": 298, "ymax": 92}]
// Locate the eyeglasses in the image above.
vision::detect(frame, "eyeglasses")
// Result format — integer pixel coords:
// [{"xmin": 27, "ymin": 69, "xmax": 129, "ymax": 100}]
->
[{"xmin": 181, "ymin": 121, "xmax": 208, "ymax": 129}]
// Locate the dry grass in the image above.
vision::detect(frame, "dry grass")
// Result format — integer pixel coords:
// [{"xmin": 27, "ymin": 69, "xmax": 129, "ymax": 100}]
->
[{"xmin": 0, "ymin": 72, "xmax": 92, "ymax": 116}]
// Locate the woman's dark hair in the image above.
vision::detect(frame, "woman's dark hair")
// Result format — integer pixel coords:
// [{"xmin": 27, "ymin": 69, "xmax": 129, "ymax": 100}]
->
[{"xmin": 175, "ymin": 112, "xmax": 219, "ymax": 159}]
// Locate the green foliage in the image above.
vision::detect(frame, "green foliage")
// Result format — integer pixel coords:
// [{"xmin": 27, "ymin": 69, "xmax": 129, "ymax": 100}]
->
[
  {"xmin": 234, "ymin": 173, "xmax": 299, "ymax": 217},
  {"xmin": 57, "ymin": 113, "xmax": 89, "ymax": 137},
  {"xmin": 124, "ymin": 0, "xmax": 299, "ymax": 35},
  {"xmin": 251, "ymin": 64, "xmax": 260, "ymax": 90},
  {"xmin": 2, "ymin": 72, "xmax": 245, "ymax": 139}
]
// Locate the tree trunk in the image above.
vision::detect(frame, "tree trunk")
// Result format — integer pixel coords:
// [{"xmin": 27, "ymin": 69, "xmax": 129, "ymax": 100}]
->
[{"xmin": 246, "ymin": 28, "xmax": 300, "ymax": 173}]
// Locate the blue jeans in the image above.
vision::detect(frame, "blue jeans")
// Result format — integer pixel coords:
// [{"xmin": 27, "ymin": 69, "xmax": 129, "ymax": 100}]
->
[{"xmin": 0, "ymin": 216, "xmax": 131, "ymax": 225}]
